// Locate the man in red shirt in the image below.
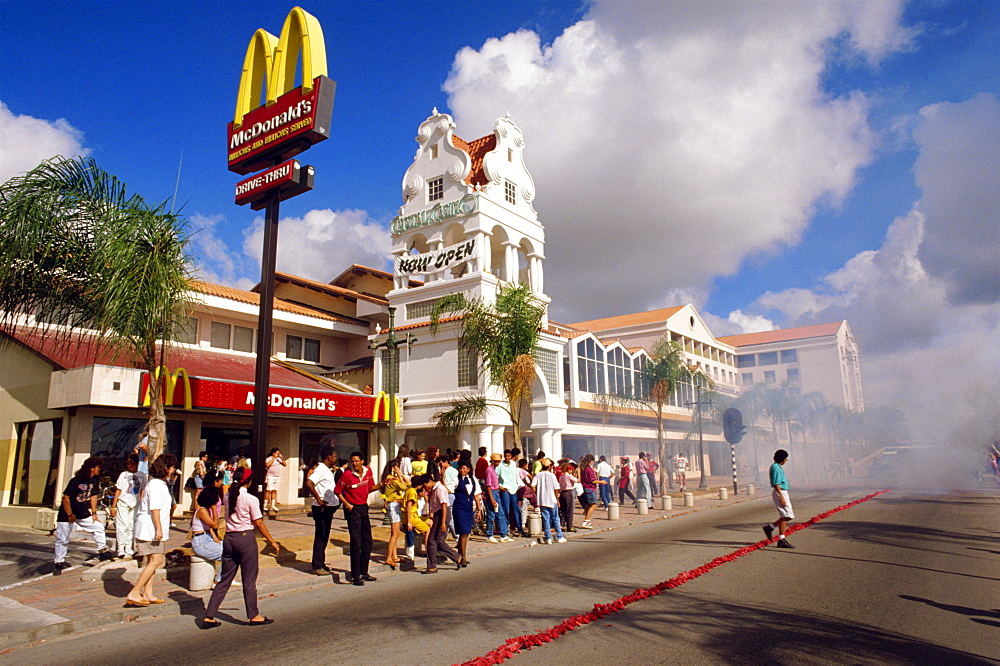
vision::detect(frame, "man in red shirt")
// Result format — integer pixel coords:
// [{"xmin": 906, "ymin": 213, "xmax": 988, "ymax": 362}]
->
[
  {"xmin": 474, "ymin": 446, "xmax": 489, "ymax": 484},
  {"xmin": 335, "ymin": 451, "xmax": 383, "ymax": 586}
]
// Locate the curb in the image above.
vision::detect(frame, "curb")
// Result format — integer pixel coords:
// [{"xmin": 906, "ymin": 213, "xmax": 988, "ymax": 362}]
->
[{"xmin": 0, "ymin": 489, "xmax": 760, "ymax": 652}]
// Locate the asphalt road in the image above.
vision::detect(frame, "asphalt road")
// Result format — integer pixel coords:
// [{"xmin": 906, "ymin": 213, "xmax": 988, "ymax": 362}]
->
[{"xmin": 5, "ymin": 487, "xmax": 997, "ymax": 665}]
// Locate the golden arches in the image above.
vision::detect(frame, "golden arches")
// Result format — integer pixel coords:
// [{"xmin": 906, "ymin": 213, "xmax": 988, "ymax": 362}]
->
[
  {"xmin": 142, "ymin": 366, "xmax": 192, "ymax": 410},
  {"xmin": 233, "ymin": 6, "xmax": 328, "ymax": 127},
  {"xmin": 372, "ymin": 391, "xmax": 402, "ymax": 423}
]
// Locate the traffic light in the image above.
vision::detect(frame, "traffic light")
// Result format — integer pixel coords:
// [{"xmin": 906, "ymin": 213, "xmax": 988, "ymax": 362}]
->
[{"xmin": 723, "ymin": 408, "xmax": 746, "ymax": 444}]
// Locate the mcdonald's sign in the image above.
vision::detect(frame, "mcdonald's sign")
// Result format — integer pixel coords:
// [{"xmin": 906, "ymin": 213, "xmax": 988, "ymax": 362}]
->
[
  {"xmin": 141, "ymin": 366, "xmax": 193, "ymax": 410},
  {"xmin": 372, "ymin": 391, "xmax": 402, "ymax": 423},
  {"xmin": 227, "ymin": 6, "xmax": 335, "ymax": 175}
]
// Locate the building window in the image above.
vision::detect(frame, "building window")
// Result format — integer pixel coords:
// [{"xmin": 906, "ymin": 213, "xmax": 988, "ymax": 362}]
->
[
  {"xmin": 737, "ymin": 355, "xmax": 756, "ymax": 368},
  {"xmin": 458, "ymin": 347, "xmax": 478, "ymax": 388},
  {"xmin": 787, "ymin": 368, "xmax": 800, "ymax": 382},
  {"xmin": 428, "ymin": 176, "xmax": 443, "ymax": 201},
  {"xmin": 172, "ymin": 316, "xmax": 198, "ymax": 345},
  {"xmin": 406, "ymin": 299, "xmax": 440, "ymax": 319},
  {"xmin": 536, "ymin": 348, "xmax": 559, "ymax": 394},
  {"xmin": 286, "ymin": 335, "xmax": 321, "ymax": 362},
  {"xmin": 10, "ymin": 420, "xmax": 62, "ymax": 506},
  {"xmin": 429, "ymin": 144, "xmax": 438, "ymax": 159},
  {"xmin": 758, "ymin": 352, "xmax": 779, "ymax": 366},
  {"xmin": 211, "ymin": 322, "xmax": 255, "ymax": 352},
  {"xmin": 577, "ymin": 338, "xmax": 606, "ymax": 394},
  {"xmin": 742, "ymin": 373, "xmax": 753, "ymax": 386},
  {"xmin": 507, "ymin": 147, "xmax": 513, "ymax": 162},
  {"xmin": 606, "ymin": 347, "xmax": 633, "ymax": 397},
  {"xmin": 780, "ymin": 349, "xmax": 797, "ymax": 363},
  {"xmin": 505, "ymin": 179, "xmax": 516, "ymax": 205},
  {"xmin": 763, "ymin": 370, "xmax": 776, "ymax": 384}
]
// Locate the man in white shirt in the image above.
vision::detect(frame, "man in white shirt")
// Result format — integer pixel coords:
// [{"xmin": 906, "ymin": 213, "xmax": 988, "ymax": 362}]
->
[
  {"xmin": 305, "ymin": 445, "xmax": 339, "ymax": 575},
  {"xmin": 674, "ymin": 453, "xmax": 689, "ymax": 491},
  {"xmin": 596, "ymin": 455, "xmax": 614, "ymax": 509},
  {"xmin": 532, "ymin": 458, "xmax": 566, "ymax": 544}
]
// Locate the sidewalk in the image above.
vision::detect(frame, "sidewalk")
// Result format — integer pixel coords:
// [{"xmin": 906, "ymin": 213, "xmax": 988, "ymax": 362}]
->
[{"xmin": 0, "ymin": 477, "xmax": 756, "ymax": 651}]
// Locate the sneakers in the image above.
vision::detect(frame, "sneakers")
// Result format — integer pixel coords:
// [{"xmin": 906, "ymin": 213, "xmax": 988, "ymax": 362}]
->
[
  {"xmin": 53, "ymin": 561, "xmax": 70, "ymax": 575},
  {"xmin": 544, "ymin": 539, "xmax": 552, "ymax": 545},
  {"xmin": 776, "ymin": 539, "xmax": 795, "ymax": 549},
  {"xmin": 555, "ymin": 537, "xmax": 567, "ymax": 544},
  {"xmin": 313, "ymin": 568, "xmax": 330, "ymax": 576},
  {"xmin": 581, "ymin": 521, "xmax": 592, "ymax": 529},
  {"xmin": 98, "ymin": 549, "xmax": 115, "ymax": 562},
  {"xmin": 487, "ymin": 536, "xmax": 499, "ymax": 543},
  {"xmin": 500, "ymin": 535, "xmax": 515, "ymax": 543},
  {"xmin": 762, "ymin": 525, "xmax": 774, "ymax": 540}
]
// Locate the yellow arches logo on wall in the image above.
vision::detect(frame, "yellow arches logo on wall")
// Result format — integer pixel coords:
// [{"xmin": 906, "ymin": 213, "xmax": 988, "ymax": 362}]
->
[
  {"xmin": 142, "ymin": 367, "xmax": 193, "ymax": 410},
  {"xmin": 234, "ymin": 6, "xmax": 327, "ymax": 128},
  {"xmin": 372, "ymin": 392, "xmax": 402, "ymax": 423}
]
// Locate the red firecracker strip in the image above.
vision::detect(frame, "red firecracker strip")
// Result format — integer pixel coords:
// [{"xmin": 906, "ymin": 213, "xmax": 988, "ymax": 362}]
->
[{"xmin": 457, "ymin": 489, "xmax": 890, "ymax": 666}]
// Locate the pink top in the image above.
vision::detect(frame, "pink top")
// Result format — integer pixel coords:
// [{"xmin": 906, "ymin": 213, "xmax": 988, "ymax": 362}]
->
[
  {"xmin": 558, "ymin": 471, "xmax": 577, "ymax": 490},
  {"xmin": 225, "ymin": 488, "xmax": 262, "ymax": 531},
  {"xmin": 426, "ymin": 481, "xmax": 450, "ymax": 514}
]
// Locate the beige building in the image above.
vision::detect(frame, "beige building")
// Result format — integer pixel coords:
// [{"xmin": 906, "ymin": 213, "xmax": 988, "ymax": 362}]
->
[{"xmin": 717, "ymin": 321, "xmax": 865, "ymax": 412}]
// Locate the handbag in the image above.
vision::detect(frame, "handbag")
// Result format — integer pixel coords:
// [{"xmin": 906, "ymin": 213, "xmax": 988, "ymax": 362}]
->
[
  {"xmin": 574, "ymin": 482, "xmax": 584, "ymax": 497},
  {"xmin": 184, "ymin": 476, "xmax": 197, "ymax": 490}
]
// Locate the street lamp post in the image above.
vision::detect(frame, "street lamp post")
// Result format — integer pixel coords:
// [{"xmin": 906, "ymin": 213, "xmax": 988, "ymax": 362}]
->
[{"xmin": 370, "ymin": 306, "xmax": 416, "ymax": 460}]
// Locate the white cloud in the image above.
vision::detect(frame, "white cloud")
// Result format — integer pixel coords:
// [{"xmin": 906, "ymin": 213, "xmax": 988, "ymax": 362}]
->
[
  {"xmin": 743, "ymin": 95, "xmax": 1000, "ymax": 443},
  {"xmin": 445, "ymin": 1, "xmax": 909, "ymax": 321},
  {"xmin": 188, "ymin": 208, "xmax": 391, "ymax": 290},
  {"xmin": 242, "ymin": 208, "xmax": 392, "ymax": 282},
  {"xmin": 0, "ymin": 101, "xmax": 88, "ymax": 184}
]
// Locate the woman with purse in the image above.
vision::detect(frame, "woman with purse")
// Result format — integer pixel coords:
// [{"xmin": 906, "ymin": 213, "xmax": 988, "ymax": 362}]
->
[
  {"xmin": 202, "ymin": 467, "xmax": 280, "ymax": 628},
  {"xmin": 190, "ymin": 486, "xmax": 223, "ymax": 586},
  {"xmin": 380, "ymin": 460, "xmax": 407, "ymax": 569},
  {"xmin": 452, "ymin": 461, "xmax": 482, "ymax": 567}
]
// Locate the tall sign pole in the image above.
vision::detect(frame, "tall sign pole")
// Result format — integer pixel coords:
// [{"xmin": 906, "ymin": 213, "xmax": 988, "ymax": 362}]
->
[
  {"xmin": 228, "ymin": 7, "xmax": 334, "ymax": 499},
  {"xmin": 370, "ymin": 307, "xmax": 416, "ymax": 461}
]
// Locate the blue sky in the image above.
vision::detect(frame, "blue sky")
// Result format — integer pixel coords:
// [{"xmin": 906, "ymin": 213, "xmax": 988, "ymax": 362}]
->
[{"xmin": 2, "ymin": 0, "xmax": 998, "ymax": 441}]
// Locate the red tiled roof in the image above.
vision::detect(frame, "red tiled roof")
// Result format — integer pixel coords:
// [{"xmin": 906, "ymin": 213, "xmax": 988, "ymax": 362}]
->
[
  {"xmin": 569, "ymin": 306, "xmax": 685, "ymax": 332},
  {"xmin": 4, "ymin": 327, "xmax": 333, "ymax": 390},
  {"xmin": 329, "ymin": 264, "xmax": 422, "ymax": 290},
  {"xmin": 453, "ymin": 133, "xmax": 497, "ymax": 187},
  {"xmin": 272, "ymin": 271, "xmax": 386, "ymax": 305},
  {"xmin": 717, "ymin": 321, "xmax": 844, "ymax": 347},
  {"xmin": 192, "ymin": 281, "xmax": 362, "ymax": 326},
  {"xmin": 392, "ymin": 315, "xmax": 462, "ymax": 332}
]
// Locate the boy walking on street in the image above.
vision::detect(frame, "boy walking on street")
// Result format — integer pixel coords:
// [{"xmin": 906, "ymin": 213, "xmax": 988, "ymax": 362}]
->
[
  {"xmin": 110, "ymin": 454, "xmax": 142, "ymax": 559},
  {"xmin": 763, "ymin": 449, "xmax": 795, "ymax": 549}
]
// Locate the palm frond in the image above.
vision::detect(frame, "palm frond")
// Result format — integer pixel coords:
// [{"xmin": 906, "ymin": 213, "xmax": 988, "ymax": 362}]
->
[{"xmin": 432, "ymin": 394, "xmax": 494, "ymax": 436}]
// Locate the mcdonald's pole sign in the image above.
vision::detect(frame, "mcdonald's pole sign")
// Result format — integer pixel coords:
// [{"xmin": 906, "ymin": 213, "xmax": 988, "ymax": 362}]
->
[{"xmin": 231, "ymin": 7, "xmax": 335, "ymax": 494}]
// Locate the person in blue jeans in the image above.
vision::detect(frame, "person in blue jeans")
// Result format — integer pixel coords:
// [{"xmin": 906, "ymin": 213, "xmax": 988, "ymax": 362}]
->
[
  {"xmin": 483, "ymin": 453, "xmax": 509, "ymax": 542},
  {"xmin": 190, "ymin": 486, "xmax": 224, "ymax": 584},
  {"xmin": 596, "ymin": 455, "xmax": 614, "ymax": 509},
  {"xmin": 532, "ymin": 458, "xmax": 566, "ymax": 544}
]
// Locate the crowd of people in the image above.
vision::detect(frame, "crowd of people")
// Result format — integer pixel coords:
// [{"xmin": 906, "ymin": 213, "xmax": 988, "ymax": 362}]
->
[{"xmin": 52, "ymin": 436, "xmax": 701, "ymax": 628}]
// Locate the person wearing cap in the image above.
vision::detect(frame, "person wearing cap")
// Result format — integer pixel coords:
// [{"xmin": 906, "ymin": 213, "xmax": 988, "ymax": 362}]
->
[
  {"xmin": 617, "ymin": 456, "xmax": 637, "ymax": 505},
  {"xmin": 532, "ymin": 458, "xmax": 566, "ymax": 544},
  {"xmin": 483, "ymin": 453, "xmax": 509, "ymax": 542},
  {"xmin": 335, "ymin": 451, "xmax": 384, "ymax": 586}
]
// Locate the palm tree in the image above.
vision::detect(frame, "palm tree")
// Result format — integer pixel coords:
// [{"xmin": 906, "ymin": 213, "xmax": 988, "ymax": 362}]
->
[
  {"xmin": 0, "ymin": 157, "xmax": 194, "ymax": 458},
  {"xmin": 429, "ymin": 283, "xmax": 545, "ymax": 448}
]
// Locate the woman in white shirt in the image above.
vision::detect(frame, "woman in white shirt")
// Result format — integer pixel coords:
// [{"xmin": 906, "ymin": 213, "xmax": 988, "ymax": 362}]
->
[
  {"xmin": 202, "ymin": 467, "xmax": 280, "ymax": 628},
  {"xmin": 125, "ymin": 453, "xmax": 176, "ymax": 607}
]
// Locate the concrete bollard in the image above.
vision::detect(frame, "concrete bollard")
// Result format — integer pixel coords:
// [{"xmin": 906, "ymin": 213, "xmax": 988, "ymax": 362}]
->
[
  {"xmin": 719, "ymin": 487, "xmax": 728, "ymax": 500},
  {"xmin": 636, "ymin": 498, "xmax": 648, "ymax": 515},
  {"xmin": 189, "ymin": 554, "xmax": 216, "ymax": 591},
  {"xmin": 658, "ymin": 495, "xmax": 672, "ymax": 511},
  {"xmin": 684, "ymin": 492, "xmax": 695, "ymax": 507},
  {"xmin": 607, "ymin": 502, "xmax": 620, "ymax": 520},
  {"xmin": 528, "ymin": 511, "xmax": 542, "ymax": 537},
  {"xmin": 746, "ymin": 484, "xmax": 755, "ymax": 495}
]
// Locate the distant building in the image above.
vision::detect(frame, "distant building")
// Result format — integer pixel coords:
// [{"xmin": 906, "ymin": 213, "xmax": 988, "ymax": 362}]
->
[{"xmin": 717, "ymin": 321, "xmax": 865, "ymax": 412}]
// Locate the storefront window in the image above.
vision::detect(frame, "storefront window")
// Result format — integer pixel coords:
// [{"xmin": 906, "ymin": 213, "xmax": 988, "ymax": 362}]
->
[
  {"xmin": 298, "ymin": 428, "xmax": 368, "ymax": 497},
  {"xmin": 10, "ymin": 420, "xmax": 62, "ymax": 507},
  {"xmin": 91, "ymin": 418, "xmax": 183, "ymax": 482}
]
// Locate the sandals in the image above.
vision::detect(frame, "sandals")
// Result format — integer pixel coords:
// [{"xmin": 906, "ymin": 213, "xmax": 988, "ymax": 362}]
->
[
  {"xmin": 201, "ymin": 618, "xmax": 221, "ymax": 629},
  {"xmin": 124, "ymin": 599, "xmax": 150, "ymax": 608},
  {"xmin": 248, "ymin": 617, "xmax": 274, "ymax": 626}
]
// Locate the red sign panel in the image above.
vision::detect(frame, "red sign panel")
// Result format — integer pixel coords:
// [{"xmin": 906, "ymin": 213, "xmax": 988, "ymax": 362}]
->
[
  {"xmin": 140, "ymin": 373, "xmax": 375, "ymax": 420},
  {"xmin": 227, "ymin": 76, "xmax": 335, "ymax": 175},
  {"xmin": 235, "ymin": 160, "xmax": 297, "ymax": 206}
]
